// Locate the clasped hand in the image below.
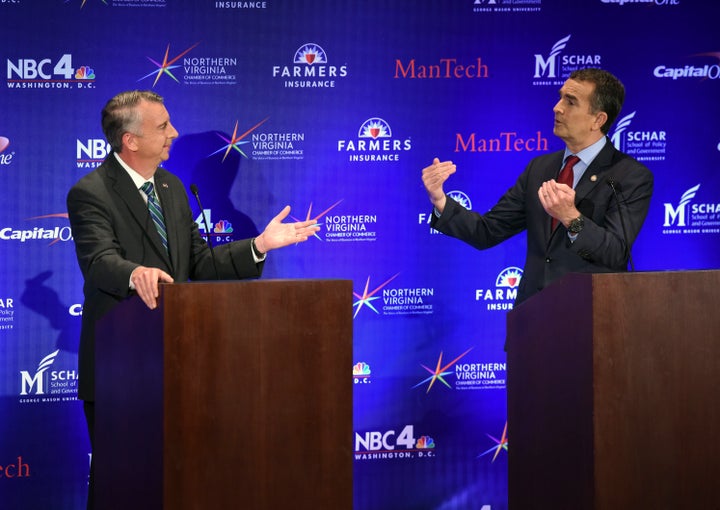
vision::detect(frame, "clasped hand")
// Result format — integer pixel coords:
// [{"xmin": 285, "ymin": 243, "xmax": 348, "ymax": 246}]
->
[{"xmin": 538, "ymin": 179, "xmax": 579, "ymax": 227}]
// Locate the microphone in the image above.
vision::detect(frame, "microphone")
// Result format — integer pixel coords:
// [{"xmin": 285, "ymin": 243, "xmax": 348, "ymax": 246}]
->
[
  {"xmin": 607, "ymin": 178, "xmax": 634, "ymax": 271},
  {"xmin": 190, "ymin": 184, "xmax": 219, "ymax": 279}
]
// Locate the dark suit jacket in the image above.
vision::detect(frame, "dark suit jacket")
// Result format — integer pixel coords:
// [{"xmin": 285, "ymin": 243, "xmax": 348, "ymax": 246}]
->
[
  {"xmin": 67, "ymin": 154, "xmax": 263, "ymax": 401},
  {"xmin": 431, "ymin": 138, "xmax": 653, "ymax": 305}
]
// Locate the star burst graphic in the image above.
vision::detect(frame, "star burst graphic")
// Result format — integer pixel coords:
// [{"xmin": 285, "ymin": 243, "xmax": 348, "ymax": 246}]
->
[
  {"xmin": 291, "ymin": 199, "xmax": 343, "ymax": 241},
  {"xmin": 413, "ymin": 347, "xmax": 473, "ymax": 393},
  {"xmin": 139, "ymin": 43, "xmax": 200, "ymax": 86},
  {"xmin": 478, "ymin": 422, "xmax": 508, "ymax": 463},
  {"xmin": 210, "ymin": 117, "xmax": 269, "ymax": 162},
  {"xmin": 352, "ymin": 274, "xmax": 400, "ymax": 318}
]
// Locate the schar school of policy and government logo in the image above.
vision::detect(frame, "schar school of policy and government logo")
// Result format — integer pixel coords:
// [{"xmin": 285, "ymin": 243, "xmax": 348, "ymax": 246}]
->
[
  {"xmin": 0, "ymin": 136, "xmax": 14, "ymax": 167},
  {"xmin": 476, "ymin": 266, "xmax": 523, "ymax": 311},
  {"xmin": 662, "ymin": 184, "xmax": 720, "ymax": 235},
  {"xmin": 610, "ymin": 111, "xmax": 667, "ymax": 162},
  {"xmin": 0, "ymin": 296, "xmax": 14, "ymax": 332},
  {"xmin": 6, "ymin": 53, "xmax": 96, "ymax": 89},
  {"xmin": 19, "ymin": 350, "xmax": 78, "ymax": 404},
  {"xmin": 272, "ymin": 43, "xmax": 348, "ymax": 88},
  {"xmin": 473, "ymin": 0, "xmax": 542, "ymax": 14},
  {"xmin": 337, "ymin": 118, "xmax": 412, "ymax": 163},
  {"xmin": 532, "ymin": 34, "xmax": 602, "ymax": 86}
]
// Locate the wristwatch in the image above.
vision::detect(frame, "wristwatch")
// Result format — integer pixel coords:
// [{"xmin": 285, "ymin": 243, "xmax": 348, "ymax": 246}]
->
[{"xmin": 568, "ymin": 215, "xmax": 585, "ymax": 234}]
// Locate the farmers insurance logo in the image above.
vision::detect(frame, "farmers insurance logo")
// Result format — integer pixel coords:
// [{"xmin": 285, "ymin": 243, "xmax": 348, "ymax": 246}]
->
[
  {"xmin": 476, "ymin": 266, "xmax": 523, "ymax": 310},
  {"xmin": 338, "ymin": 118, "xmax": 412, "ymax": 163},
  {"xmin": 138, "ymin": 43, "xmax": 239, "ymax": 87},
  {"xmin": 0, "ymin": 136, "xmax": 14, "ymax": 167},
  {"xmin": 610, "ymin": 112, "xmax": 667, "ymax": 162},
  {"xmin": 662, "ymin": 184, "xmax": 720, "ymax": 235},
  {"xmin": 419, "ymin": 190, "xmax": 472, "ymax": 235},
  {"xmin": 272, "ymin": 43, "xmax": 348, "ymax": 88},
  {"xmin": 473, "ymin": 0, "xmax": 542, "ymax": 13},
  {"xmin": 6, "ymin": 53, "xmax": 96, "ymax": 89},
  {"xmin": 19, "ymin": 350, "xmax": 78, "ymax": 404},
  {"xmin": 532, "ymin": 34, "xmax": 602, "ymax": 86},
  {"xmin": 654, "ymin": 51, "xmax": 720, "ymax": 81}
]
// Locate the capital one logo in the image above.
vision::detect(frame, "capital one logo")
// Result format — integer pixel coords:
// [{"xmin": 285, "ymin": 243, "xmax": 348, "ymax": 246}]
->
[
  {"xmin": 534, "ymin": 34, "xmax": 571, "ymax": 78},
  {"xmin": 20, "ymin": 350, "xmax": 59, "ymax": 395},
  {"xmin": 664, "ymin": 184, "xmax": 700, "ymax": 227}
]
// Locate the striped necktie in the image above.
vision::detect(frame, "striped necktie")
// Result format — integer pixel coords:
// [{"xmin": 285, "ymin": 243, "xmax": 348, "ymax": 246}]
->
[{"xmin": 140, "ymin": 181, "xmax": 168, "ymax": 253}]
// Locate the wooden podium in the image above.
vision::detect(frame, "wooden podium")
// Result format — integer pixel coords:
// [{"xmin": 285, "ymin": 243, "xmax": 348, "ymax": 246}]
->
[
  {"xmin": 94, "ymin": 279, "xmax": 353, "ymax": 510},
  {"xmin": 506, "ymin": 270, "xmax": 720, "ymax": 510}
]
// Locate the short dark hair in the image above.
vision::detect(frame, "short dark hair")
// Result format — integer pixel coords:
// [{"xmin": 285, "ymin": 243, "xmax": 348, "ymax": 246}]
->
[
  {"xmin": 101, "ymin": 90, "xmax": 164, "ymax": 152},
  {"xmin": 569, "ymin": 68, "xmax": 625, "ymax": 135}
]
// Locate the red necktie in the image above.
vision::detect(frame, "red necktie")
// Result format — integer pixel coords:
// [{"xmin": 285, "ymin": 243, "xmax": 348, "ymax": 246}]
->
[{"xmin": 552, "ymin": 155, "xmax": 580, "ymax": 230}]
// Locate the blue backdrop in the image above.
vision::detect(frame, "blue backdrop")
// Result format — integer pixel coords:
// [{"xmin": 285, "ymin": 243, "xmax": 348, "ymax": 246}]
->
[{"xmin": 1, "ymin": 1, "xmax": 719, "ymax": 509}]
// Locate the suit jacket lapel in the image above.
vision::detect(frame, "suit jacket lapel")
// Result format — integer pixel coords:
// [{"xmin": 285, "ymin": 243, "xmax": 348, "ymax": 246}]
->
[
  {"xmin": 574, "ymin": 139, "xmax": 616, "ymax": 204},
  {"xmin": 106, "ymin": 156, "xmax": 173, "ymax": 268}
]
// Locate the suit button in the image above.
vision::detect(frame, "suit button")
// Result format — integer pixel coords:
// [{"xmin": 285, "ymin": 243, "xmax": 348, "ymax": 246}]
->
[{"xmin": 545, "ymin": 257, "xmax": 551, "ymax": 263}]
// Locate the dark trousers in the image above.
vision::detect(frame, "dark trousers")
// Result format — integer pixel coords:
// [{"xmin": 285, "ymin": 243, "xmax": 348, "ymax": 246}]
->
[{"xmin": 83, "ymin": 401, "xmax": 95, "ymax": 510}]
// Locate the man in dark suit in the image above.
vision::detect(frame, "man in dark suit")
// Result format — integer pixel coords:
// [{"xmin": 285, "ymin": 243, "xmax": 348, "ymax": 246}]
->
[
  {"xmin": 422, "ymin": 68, "xmax": 653, "ymax": 305},
  {"xmin": 67, "ymin": 90, "xmax": 318, "ymax": 509}
]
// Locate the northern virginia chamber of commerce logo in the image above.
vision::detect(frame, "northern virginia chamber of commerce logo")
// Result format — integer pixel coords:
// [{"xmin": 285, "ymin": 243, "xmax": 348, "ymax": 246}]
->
[
  {"xmin": 414, "ymin": 347, "xmax": 507, "ymax": 392},
  {"xmin": 662, "ymin": 184, "xmax": 720, "ymax": 235},
  {"xmin": 139, "ymin": 42, "xmax": 239, "ymax": 87},
  {"xmin": 292, "ymin": 199, "xmax": 378, "ymax": 243},
  {"xmin": 532, "ymin": 34, "xmax": 603, "ymax": 86},
  {"xmin": 272, "ymin": 43, "xmax": 348, "ymax": 88},
  {"xmin": 353, "ymin": 274, "xmax": 434, "ymax": 318},
  {"xmin": 337, "ymin": 118, "xmax": 412, "ymax": 163}
]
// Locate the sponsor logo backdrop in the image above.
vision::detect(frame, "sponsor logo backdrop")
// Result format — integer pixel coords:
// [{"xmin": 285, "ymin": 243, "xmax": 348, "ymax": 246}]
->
[{"xmin": 1, "ymin": 1, "xmax": 718, "ymax": 509}]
